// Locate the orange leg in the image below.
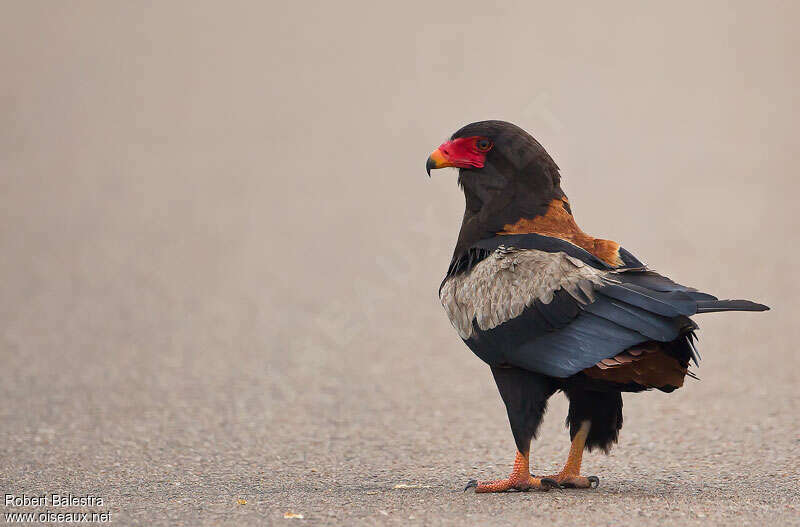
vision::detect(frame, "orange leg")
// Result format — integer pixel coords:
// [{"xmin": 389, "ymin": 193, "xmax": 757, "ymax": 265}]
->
[
  {"xmin": 465, "ymin": 450, "xmax": 559, "ymax": 493},
  {"xmin": 542, "ymin": 420, "xmax": 599, "ymax": 488}
]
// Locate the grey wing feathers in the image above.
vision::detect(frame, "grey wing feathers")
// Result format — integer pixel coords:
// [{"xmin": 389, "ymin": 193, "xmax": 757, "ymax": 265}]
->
[{"xmin": 441, "ymin": 247, "xmax": 768, "ymax": 378}]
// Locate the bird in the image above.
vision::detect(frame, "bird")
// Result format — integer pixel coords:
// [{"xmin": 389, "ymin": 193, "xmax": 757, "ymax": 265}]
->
[{"xmin": 425, "ymin": 120, "xmax": 769, "ymax": 493}]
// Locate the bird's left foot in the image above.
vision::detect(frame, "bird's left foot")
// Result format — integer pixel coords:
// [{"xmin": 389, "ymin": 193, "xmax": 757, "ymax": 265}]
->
[
  {"xmin": 464, "ymin": 475, "xmax": 560, "ymax": 493},
  {"xmin": 538, "ymin": 473, "xmax": 600, "ymax": 489},
  {"xmin": 464, "ymin": 450, "xmax": 561, "ymax": 493}
]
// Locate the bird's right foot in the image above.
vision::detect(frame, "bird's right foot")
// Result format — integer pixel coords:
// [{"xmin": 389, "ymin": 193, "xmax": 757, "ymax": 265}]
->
[{"xmin": 537, "ymin": 473, "xmax": 600, "ymax": 489}]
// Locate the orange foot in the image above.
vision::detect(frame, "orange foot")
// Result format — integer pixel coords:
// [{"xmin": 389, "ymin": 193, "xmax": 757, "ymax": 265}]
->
[
  {"xmin": 465, "ymin": 475, "xmax": 559, "ymax": 493},
  {"xmin": 464, "ymin": 451, "xmax": 560, "ymax": 493},
  {"xmin": 540, "ymin": 421, "xmax": 599, "ymax": 489},
  {"xmin": 539, "ymin": 472, "xmax": 599, "ymax": 489}
]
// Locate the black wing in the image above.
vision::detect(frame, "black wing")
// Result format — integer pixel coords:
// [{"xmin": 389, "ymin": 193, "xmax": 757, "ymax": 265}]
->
[{"xmin": 455, "ymin": 235, "xmax": 768, "ymax": 378}]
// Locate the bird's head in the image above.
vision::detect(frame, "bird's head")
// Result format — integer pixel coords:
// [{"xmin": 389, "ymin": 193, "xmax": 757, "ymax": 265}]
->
[{"xmin": 426, "ymin": 120, "xmax": 568, "ymax": 255}]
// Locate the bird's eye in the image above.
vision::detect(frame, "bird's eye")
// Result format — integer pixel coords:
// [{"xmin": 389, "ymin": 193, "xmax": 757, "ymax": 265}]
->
[{"xmin": 476, "ymin": 139, "xmax": 492, "ymax": 152}]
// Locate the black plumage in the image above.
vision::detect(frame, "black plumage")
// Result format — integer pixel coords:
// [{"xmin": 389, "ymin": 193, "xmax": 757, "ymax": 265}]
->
[{"xmin": 426, "ymin": 120, "xmax": 769, "ymax": 492}]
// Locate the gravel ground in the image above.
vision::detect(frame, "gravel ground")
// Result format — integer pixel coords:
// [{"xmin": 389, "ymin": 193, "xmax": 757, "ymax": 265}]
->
[{"xmin": 1, "ymin": 2, "xmax": 798, "ymax": 525}]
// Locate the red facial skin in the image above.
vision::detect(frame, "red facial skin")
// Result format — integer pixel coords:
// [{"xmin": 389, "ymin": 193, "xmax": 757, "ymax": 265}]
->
[{"xmin": 437, "ymin": 136, "xmax": 492, "ymax": 169}]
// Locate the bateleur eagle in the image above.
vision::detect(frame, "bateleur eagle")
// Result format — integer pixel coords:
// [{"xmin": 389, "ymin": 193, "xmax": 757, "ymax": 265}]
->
[{"xmin": 426, "ymin": 120, "xmax": 769, "ymax": 493}]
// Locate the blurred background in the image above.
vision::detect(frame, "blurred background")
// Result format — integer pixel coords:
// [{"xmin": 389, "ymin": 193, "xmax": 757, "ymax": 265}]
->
[{"xmin": 1, "ymin": 1, "xmax": 797, "ymax": 524}]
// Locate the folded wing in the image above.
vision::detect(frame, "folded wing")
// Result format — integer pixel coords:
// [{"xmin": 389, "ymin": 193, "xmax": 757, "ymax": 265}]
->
[{"xmin": 439, "ymin": 235, "xmax": 768, "ymax": 378}]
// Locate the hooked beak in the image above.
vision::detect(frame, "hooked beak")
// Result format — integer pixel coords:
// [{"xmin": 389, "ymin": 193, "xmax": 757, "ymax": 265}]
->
[{"xmin": 425, "ymin": 147, "xmax": 454, "ymax": 177}]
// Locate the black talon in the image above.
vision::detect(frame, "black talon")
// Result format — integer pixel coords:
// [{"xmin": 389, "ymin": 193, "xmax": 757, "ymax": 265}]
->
[
  {"xmin": 464, "ymin": 479, "xmax": 478, "ymax": 492},
  {"xmin": 540, "ymin": 477, "xmax": 561, "ymax": 491},
  {"xmin": 587, "ymin": 476, "xmax": 600, "ymax": 488}
]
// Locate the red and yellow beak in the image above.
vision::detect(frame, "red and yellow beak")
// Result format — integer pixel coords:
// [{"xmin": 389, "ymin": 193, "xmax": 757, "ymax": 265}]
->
[
  {"xmin": 426, "ymin": 146, "xmax": 455, "ymax": 177},
  {"xmin": 426, "ymin": 137, "xmax": 489, "ymax": 176}
]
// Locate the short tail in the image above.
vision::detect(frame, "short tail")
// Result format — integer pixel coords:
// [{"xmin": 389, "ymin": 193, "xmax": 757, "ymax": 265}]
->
[{"xmin": 695, "ymin": 299, "xmax": 770, "ymax": 314}]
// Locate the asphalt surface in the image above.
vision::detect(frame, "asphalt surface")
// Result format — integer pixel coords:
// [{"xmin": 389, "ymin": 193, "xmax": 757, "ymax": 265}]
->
[
  {"xmin": 1, "ymin": 254, "xmax": 797, "ymax": 527},
  {"xmin": 2, "ymin": 2, "xmax": 799, "ymax": 525},
  {"xmin": 1, "ymin": 171, "xmax": 797, "ymax": 527}
]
